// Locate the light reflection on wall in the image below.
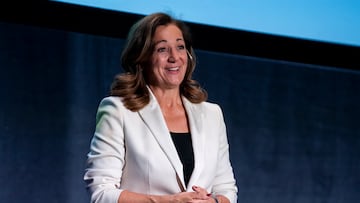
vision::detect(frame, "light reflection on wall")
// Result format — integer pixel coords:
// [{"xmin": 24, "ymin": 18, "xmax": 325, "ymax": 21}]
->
[{"xmin": 52, "ymin": 0, "xmax": 360, "ymax": 47}]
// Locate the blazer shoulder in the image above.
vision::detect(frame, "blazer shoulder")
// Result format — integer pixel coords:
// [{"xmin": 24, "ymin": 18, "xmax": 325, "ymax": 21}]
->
[
  {"xmin": 96, "ymin": 96, "xmax": 128, "ymax": 117},
  {"xmin": 200, "ymin": 101, "xmax": 222, "ymax": 113},
  {"xmin": 188, "ymin": 100, "xmax": 224, "ymax": 120},
  {"xmin": 98, "ymin": 96, "xmax": 127, "ymax": 109}
]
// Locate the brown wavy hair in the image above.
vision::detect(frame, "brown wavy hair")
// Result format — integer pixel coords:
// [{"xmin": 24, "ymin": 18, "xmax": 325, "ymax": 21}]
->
[{"xmin": 111, "ymin": 12, "xmax": 207, "ymax": 111}]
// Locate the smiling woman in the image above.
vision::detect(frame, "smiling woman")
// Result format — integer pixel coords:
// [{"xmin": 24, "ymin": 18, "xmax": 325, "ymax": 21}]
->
[
  {"xmin": 1, "ymin": 3, "xmax": 360, "ymax": 203},
  {"xmin": 83, "ymin": 12, "xmax": 238, "ymax": 203}
]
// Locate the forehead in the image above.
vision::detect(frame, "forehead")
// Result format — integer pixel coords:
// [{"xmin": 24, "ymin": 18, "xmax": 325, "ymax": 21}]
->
[{"xmin": 153, "ymin": 24, "xmax": 184, "ymax": 42}]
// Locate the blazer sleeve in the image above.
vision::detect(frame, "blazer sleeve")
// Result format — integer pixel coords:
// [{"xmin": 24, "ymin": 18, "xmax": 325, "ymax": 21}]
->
[
  {"xmin": 212, "ymin": 104, "xmax": 238, "ymax": 203},
  {"xmin": 83, "ymin": 97, "xmax": 125, "ymax": 203}
]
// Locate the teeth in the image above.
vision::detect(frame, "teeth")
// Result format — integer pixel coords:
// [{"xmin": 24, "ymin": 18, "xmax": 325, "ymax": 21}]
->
[{"xmin": 167, "ymin": 67, "xmax": 179, "ymax": 71}]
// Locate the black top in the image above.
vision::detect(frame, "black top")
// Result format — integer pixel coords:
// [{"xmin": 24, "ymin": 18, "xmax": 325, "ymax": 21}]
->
[{"xmin": 170, "ymin": 132, "xmax": 194, "ymax": 186}]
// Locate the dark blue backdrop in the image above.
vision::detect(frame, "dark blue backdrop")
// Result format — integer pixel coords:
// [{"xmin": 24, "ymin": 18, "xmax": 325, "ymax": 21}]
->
[{"xmin": 0, "ymin": 21, "xmax": 359, "ymax": 203}]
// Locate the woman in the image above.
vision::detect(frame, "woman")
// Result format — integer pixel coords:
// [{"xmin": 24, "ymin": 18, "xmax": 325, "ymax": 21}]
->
[{"xmin": 84, "ymin": 12, "xmax": 238, "ymax": 203}]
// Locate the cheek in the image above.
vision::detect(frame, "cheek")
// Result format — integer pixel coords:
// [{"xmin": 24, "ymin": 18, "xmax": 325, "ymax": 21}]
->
[
  {"xmin": 184, "ymin": 57, "xmax": 189, "ymax": 67},
  {"xmin": 151, "ymin": 56, "xmax": 166, "ymax": 67},
  {"xmin": 183, "ymin": 57, "xmax": 189, "ymax": 71}
]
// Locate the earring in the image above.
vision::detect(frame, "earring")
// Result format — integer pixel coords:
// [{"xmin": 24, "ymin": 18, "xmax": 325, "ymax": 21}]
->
[{"xmin": 187, "ymin": 50, "xmax": 193, "ymax": 60}]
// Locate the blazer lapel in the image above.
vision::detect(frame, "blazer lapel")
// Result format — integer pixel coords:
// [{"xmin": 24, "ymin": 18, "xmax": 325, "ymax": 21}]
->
[
  {"xmin": 138, "ymin": 91, "xmax": 185, "ymax": 188},
  {"xmin": 182, "ymin": 98, "xmax": 206, "ymax": 189}
]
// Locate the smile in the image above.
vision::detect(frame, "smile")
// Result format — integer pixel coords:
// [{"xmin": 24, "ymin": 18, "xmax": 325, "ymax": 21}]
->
[{"xmin": 166, "ymin": 67, "xmax": 180, "ymax": 71}]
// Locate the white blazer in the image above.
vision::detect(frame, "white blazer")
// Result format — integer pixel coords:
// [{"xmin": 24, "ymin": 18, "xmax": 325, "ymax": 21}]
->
[{"xmin": 84, "ymin": 90, "xmax": 238, "ymax": 203}]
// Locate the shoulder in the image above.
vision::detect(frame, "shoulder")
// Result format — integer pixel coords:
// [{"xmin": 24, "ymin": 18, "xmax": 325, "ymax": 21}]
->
[
  {"xmin": 185, "ymin": 98, "xmax": 224, "ymax": 119},
  {"xmin": 201, "ymin": 101, "xmax": 224, "ymax": 119},
  {"xmin": 97, "ymin": 96, "xmax": 127, "ymax": 111},
  {"xmin": 98, "ymin": 96, "xmax": 123, "ymax": 106},
  {"xmin": 201, "ymin": 100, "xmax": 221, "ymax": 110},
  {"xmin": 194, "ymin": 100, "xmax": 222, "ymax": 112},
  {"xmin": 95, "ymin": 96, "xmax": 129, "ymax": 119}
]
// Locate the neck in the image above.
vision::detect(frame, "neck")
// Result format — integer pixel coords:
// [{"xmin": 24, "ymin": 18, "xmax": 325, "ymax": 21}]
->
[
  {"xmin": 149, "ymin": 85, "xmax": 188, "ymax": 132},
  {"xmin": 149, "ymin": 85, "xmax": 182, "ymax": 108}
]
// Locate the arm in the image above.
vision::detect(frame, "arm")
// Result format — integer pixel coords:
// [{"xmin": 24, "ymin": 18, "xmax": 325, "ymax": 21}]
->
[
  {"xmin": 83, "ymin": 97, "xmax": 126, "ymax": 203},
  {"xmin": 211, "ymin": 105, "xmax": 238, "ymax": 203}
]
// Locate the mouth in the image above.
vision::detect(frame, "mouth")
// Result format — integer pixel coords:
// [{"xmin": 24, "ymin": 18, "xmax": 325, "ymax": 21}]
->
[{"xmin": 166, "ymin": 66, "xmax": 180, "ymax": 71}]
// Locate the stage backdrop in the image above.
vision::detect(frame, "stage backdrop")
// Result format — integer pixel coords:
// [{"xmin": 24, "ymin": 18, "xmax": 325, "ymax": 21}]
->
[{"xmin": 0, "ymin": 21, "xmax": 359, "ymax": 203}]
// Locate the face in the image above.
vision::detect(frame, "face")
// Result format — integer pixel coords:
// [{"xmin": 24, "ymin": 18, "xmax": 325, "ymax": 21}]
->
[{"xmin": 147, "ymin": 24, "xmax": 188, "ymax": 90}]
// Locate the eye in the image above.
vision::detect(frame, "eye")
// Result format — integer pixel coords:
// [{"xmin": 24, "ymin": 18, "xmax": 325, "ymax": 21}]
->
[
  {"xmin": 177, "ymin": 45, "xmax": 185, "ymax": 50},
  {"xmin": 157, "ymin": 47, "xmax": 168, "ymax": 53}
]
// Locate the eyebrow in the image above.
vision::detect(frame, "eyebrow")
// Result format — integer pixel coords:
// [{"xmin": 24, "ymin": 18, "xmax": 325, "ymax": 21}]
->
[{"xmin": 154, "ymin": 38, "xmax": 184, "ymax": 45}]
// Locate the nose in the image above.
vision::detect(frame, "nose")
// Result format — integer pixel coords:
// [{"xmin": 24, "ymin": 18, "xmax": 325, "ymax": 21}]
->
[{"xmin": 168, "ymin": 48, "xmax": 179, "ymax": 62}]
